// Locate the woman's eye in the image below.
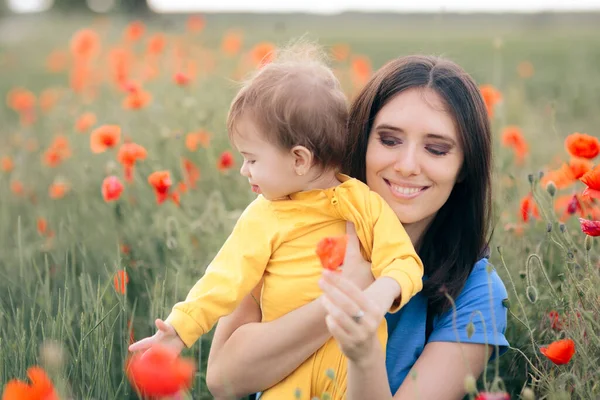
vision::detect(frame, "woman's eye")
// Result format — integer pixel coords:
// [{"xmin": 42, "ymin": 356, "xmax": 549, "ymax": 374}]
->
[
  {"xmin": 378, "ymin": 137, "xmax": 400, "ymax": 147},
  {"xmin": 427, "ymin": 147, "xmax": 449, "ymax": 156}
]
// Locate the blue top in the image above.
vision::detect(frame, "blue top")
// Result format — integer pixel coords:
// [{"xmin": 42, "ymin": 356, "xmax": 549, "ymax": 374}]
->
[{"xmin": 384, "ymin": 257, "xmax": 509, "ymax": 394}]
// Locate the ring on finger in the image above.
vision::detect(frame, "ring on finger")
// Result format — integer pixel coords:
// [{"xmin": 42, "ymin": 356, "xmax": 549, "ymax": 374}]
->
[{"xmin": 351, "ymin": 309, "xmax": 365, "ymax": 323}]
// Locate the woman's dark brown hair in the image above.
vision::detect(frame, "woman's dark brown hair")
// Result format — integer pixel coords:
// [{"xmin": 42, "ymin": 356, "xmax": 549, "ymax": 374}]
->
[{"xmin": 344, "ymin": 55, "xmax": 493, "ymax": 315}]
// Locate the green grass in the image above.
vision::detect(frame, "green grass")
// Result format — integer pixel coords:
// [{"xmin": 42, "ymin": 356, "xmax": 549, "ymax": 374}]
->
[{"xmin": 1, "ymin": 10, "xmax": 599, "ymax": 399}]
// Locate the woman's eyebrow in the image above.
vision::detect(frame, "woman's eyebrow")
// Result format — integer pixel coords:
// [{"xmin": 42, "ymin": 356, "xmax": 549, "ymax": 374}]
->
[
  {"xmin": 426, "ymin": 133, "xmax": 456, "ymax": 145},
  {"xmin": 375, "ymin": 123, "xmax": 404, "ymax": 133}
]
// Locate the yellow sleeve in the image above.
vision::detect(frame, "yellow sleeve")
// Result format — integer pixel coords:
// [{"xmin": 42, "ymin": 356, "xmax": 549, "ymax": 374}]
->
[
  {"xmin": 368, "ymin": 191, "xmax": 424, "ymax": 313},
  {"xmin": 165, "ymin": 198, "xmax": 276, "ymax": 347}
]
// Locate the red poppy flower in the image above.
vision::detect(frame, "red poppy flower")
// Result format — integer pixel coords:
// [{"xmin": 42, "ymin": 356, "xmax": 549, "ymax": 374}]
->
[
  {"xmin": 49, "ymin": 181, "xmax": 70, "ymax": 199},
  {"xmin": 568, "ymin": 157, "xmax": 593, "ymax": 179},
  {"xmin": 185, "ymin": 130, "xmax": 211, "ymax": 151},
  {"xmin": 479, "ymin": 84, "xmax": 502, "ymax": 119},
  {"xmin": 113, "ymin": 270, "xmax": 129, "ymax": 294},
  {"xmin": 579, "ymin": 218, "xmax": 600, "ymax": 236},
  {"xmin": 173, "ymin": 72, "xmax": 191, "ymax": 86},
  {"xmin": 540, "ymin": 338, "xmax": 575, "ymax": 365},
  {"xmin": 316, "ymin": 235, "xmax": 348, "ymax": 271},
  {"xmin": 2, "ymin": 366, "xmax": 59, "ymax": 400},
  {"xmin": 475, "ymin": 393, "xmax": 510, "ymax": 400},
  {"xmin": 520, "ymin": 194, "xmax": 539, "ymax": 222},
  {"xmin": 146, "ymin": 33, "xmax": 166, "ymax": 56},
  {"xmin": 581, "ymin": 165, "xmax": 600, "ymax": 200},
  {"xmin": 124, "ymin": 20, "xmax": 145, "ymax": 42},
  {"xmin": 501, "ymin": 126, "xmax": 528, "ymax": 164},
  {"xmin": 1, "ymin": 156, "xmax": 13, "ymax": 172},
  {"xmin": 548, "ymin": 310, "xmax": 563, "ymax": 331},
  {"xmin": 565, "ymin": 132, "xmax": 600, "ymax": 159},
  {"xmin": 186, "ymin": 15, "xmax": 205, "ymax": 33},
  {"xmin": 250, "ymin": 42, "xmax": 275, "ymax": 67},
  {"xmin": 217, "ymin": 151, "xmax": 235, "ymax": 171},
  {"xmin": 75, "ymin": 112, "xmax": 97, "ymax": 133},
  {"xmin": 351, "ymin": 55, "xmax": 372, "ymax": 87},
  {"xmin": 70, "ymin": 28, "xmax": 100, "ymax": 59},
  {"xmin": 117, "ymin": 143, "xmax": 147, "ymax": 182},
  {"xmin": 91, "ymin": 125, "xmax": 121, "ymax": 153},
  {"xmin": 221, "ymin": 30, "xmax": 243, "ymax": 56},
  {"xmin": 181, "ymin": 157, "xmax": 201, "ymax": 189},
  {"xmin": 148, "ymin": 171, "xmax": 175, "ymax": 204},
  {"xmin": 122, "ymin": 90, "xmax": 152, "ymax": 110},
  {"xmin": 126, "ymin": 345, "xmax": 195, "ymax": 397},
  {"xmin": 102, "ymin": 176, "xmax": 124, "ymax": 202}
]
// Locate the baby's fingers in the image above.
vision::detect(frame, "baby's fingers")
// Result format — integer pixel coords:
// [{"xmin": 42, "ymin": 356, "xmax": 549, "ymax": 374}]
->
[
  {"xmin": 128, "ymin": 336, "xmax": 156, "ymax": 352},
  {"xmin": 155, "ymin": 318, "xmax": 174, "ymax": 334}
]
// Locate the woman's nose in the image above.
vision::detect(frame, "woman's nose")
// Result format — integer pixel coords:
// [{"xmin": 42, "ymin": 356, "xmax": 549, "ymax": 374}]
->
[{"xmin": 393, "ymin": 147, "xmax": 421, "ymax": 177}]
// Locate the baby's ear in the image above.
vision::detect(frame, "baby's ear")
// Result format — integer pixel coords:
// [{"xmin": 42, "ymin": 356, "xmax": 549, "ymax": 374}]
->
[{"xmin": 291, "ymin": 145, "xmax": 313, "ymax": 176}]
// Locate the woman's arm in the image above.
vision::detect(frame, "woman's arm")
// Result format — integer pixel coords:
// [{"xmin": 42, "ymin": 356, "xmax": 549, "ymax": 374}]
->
[
  {"xmin": 207, "ymin": 222, "xmax": 373, "ymax": 399},
  {"xmin": 320, "ymin": 261, "xmax": 507, "ymax": 400},
  {"xmin": 346, "ymin": 340, "xmax": 491, "ymax": 400}
]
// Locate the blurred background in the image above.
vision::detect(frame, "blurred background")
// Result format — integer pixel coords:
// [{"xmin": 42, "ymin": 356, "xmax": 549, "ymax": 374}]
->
[{"xmin": 2, "ymin": 1, "xmax": 600, "ymax": 399}]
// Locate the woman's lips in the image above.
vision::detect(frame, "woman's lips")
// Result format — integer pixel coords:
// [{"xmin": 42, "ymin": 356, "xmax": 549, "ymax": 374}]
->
[{"xmin": 384, "ymin": 179, "xmax": 429, "ymax": 199}]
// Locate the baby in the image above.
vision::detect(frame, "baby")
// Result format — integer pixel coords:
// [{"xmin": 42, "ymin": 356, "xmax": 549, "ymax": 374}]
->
[{"xmin": 132, "ymin": 43, "xmax": 423, "ymax": 400}]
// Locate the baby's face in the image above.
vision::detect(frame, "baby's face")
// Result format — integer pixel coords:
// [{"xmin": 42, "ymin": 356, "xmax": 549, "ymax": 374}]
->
[{"xmin": 233, "ymin": 119, "xmax": 304, "ymax": 200}]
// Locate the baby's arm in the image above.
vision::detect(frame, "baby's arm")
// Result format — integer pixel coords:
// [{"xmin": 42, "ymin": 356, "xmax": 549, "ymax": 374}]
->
[
  {"xmin": 368, "ymin": 191, "xmax": 424, "ymax": 311},
  {"xmin": 362, "ymin": 276, "xmax": 401, "ymax": 316},
  {"xmin": 165, "ymin": 198, "xmax": 277, "ymax": 347}
]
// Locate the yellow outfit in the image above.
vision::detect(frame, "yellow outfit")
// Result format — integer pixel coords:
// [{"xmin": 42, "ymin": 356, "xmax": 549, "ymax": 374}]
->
[{"xmin": 166, "ymin": 174, "xmax": 423, "ymax": 399}]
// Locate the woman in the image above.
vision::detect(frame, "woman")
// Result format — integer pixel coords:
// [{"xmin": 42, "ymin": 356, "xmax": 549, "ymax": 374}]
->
[{"xmin": 206, "ymin": 55, "xmax": 509, "ymax": 400}]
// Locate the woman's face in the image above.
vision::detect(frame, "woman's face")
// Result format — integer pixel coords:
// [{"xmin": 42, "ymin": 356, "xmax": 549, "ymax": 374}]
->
[{"xmin": 365, "ymin": 87, "xmax": 464, "ymax": 240}]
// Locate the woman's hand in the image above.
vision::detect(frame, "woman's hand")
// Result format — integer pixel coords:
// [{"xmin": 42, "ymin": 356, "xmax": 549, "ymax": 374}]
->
[
  {"xmin": 128, "ymin": 318, "xmax": 185, "ymax": 355},
  {"xmin": 341, "ymin": 222, "xmax": 374, "ymax": 290},
  {"xmin": 319, "ymin": 269, "xmax": 383, "ymax": 364}
]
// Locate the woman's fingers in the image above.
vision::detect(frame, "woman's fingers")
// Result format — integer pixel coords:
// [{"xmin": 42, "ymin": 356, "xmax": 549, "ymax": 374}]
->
[
  {"xmin": 319, "ymin": 273, "xmax": 363, "ymax": 319},
  {"xmin": 323, "ymin": 270, "xmax": 379, "ymax": 316},
  {"xmin": 325, "ymin": 314, "xmax": 353, "ymax": 344},
  {"xmin": 321, "ymin": 293, "xmax": 359, "ymax": 335}
]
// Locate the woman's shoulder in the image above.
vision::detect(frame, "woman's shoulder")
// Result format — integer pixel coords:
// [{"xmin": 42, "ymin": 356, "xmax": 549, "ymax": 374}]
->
[
  {"xmin": 429, "ymin": 257, "xmax": 510, "ymax": 356},
  {"xmin": 457, "ymin": 257, "xmax": 508, "ymax": 304}
]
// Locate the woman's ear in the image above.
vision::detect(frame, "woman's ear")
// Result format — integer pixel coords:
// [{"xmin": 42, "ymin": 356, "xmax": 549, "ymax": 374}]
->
[{"xmin": 291, "ymin": 145, "xmax": 313, "ymax": 176}]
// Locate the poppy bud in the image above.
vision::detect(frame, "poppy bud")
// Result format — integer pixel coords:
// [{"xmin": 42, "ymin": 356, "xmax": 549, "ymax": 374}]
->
[
  {"xmin": 559, "ymin": 223, "xmax": 566, "ymax": 233},
  {"xmin": 526, "ymin": 286, "xmax": 538, "ymax": 303},
  {"xmin": 466, "ymin": 322, "xmax": 475, "ymax": 338},
  {"xmin": 545, "ymin": 181, "xmax": 556, "ymax": 197},
  {"xmin": 585, "ymin": 235, "xmax": 593, "ymax": 251},
  {"xmin": 521, "ymin": 387, "xmax": 536, "ymax": 400},
  {"xmin": 464, "ymin": 374, "xmax": 477, "ymax": 394}
]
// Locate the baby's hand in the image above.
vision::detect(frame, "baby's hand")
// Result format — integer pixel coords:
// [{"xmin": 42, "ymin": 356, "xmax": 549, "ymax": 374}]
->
[{"xmin": 128, "ymin": 318, "xmax": 185, "ymax": 355}]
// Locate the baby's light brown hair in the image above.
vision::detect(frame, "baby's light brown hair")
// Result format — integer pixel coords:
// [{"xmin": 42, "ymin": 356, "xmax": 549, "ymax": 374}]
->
[{"xmin": 227, "ymin": 41, "xmax": 348, "ymax": 170}]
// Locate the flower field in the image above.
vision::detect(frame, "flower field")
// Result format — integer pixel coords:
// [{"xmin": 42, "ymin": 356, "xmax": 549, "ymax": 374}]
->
[{"xmin": 1, "ymin": 10, "xmax": 600, "ymax": 399}]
